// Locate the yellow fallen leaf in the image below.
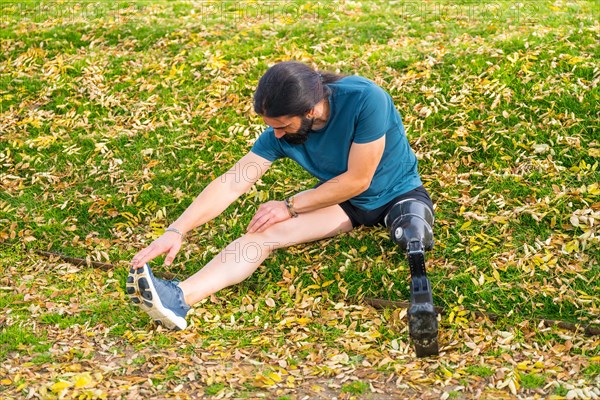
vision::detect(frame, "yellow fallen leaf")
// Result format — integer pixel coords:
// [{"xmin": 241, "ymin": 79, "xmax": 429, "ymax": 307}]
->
[
  {"xmin": 460, "ymin": 220, "xmax": 472, "ymax": 230},
  {"xmin": 587, "ymin": 183, "xmax": 600, "ymax": 195},
  {"xmin": 74, "ymin": 373, "xmax": 93, "ymax": 388},
  {"xmin": 448, "ymin": 311, "xmax": 455, "ymax": 323},
  {"xmin": 492, "ymin": 269, "xmax": 501, "ymax": 281},
  {"xmin": 267, "ymin": 372, "xmax": 282, "ymax": 383},
  {"xmin": 51, "ymin": 381, "xmax": 72, "ymax": 393},
  {"xmin": 254, "ymin": 373, "xmax": 275, "ymax": 387},
  {"xmin": 567, "ymin": 56, "xmax": 584, "ymax": 64},
  {"xmin": 304, "ymin": 284, "xmax": 321, "ymax": 291},
  {"xmin": 440, "ymin": 367, "xmax": 453, "ymax": 378},
  {"xmin": 369, "ymin": 330, "xmax": 382, "ymax": 339}
]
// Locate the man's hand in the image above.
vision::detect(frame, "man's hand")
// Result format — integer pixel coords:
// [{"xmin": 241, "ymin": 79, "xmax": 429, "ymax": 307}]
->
[
  {"xmin": 130, "ymin": 231, "xmax": 183, "ymax": 269},
  {"xmin": 247, "ymin": 200, "xmax": 291, "ymax": 233}
]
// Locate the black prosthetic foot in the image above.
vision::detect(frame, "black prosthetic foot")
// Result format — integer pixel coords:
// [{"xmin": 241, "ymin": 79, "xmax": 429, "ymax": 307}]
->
[
  {"xmin": 405, "ymin": 240, "xmax": 439, "ymax": 358},
  {"xmin": 408, "ymin": 275, "xmax": 439, "ymax": 357},
  {"xmin": 385, "ymin": 200, "xmax": 439, "ymax": 358}
]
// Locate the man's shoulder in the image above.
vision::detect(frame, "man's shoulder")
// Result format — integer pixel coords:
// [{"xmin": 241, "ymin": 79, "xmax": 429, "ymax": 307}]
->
[
  {"xmin": 333, "ymin": 75, "xmax": 377, "ymax": 91},
  {"xmin": 332, "ymin": 76, "xmax": 389, "ymax": 110},
  {"xmin": 332, "ymin": 75, "xmax": 386, "ymax": 100}
]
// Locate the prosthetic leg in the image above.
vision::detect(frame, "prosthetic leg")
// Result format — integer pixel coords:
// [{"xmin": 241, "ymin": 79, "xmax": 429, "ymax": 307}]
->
[{"xmin": 384, "ymin": 199, "xmax": 439, "ymax": 357}]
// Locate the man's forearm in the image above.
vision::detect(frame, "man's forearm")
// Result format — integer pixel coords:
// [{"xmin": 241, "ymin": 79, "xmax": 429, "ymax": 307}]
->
[
  {"xmin": 167, "ymin": 152, "xmax": 272, "ymax": 234},
  {"xmin": 169, "ymin": 178, "xmax": 243, "ymax": 235},
  {"xmin": 291, "ymin": 173, "xmax": 368, "ymax": 214}
]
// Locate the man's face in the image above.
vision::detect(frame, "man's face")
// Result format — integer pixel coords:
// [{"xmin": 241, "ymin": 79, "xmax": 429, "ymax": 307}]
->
[{"xmin": 262, "ymin": 115, "xmax": 314, "ymax": 145}]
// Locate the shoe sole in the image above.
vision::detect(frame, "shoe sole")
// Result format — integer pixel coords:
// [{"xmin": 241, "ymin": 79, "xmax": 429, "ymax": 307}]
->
[
  {"xmin": 126, "ymin": 265, "xmax": 187, "ymax": 331},
  {"xmin": 408, "ymin": 304, "xmax": 439, "ymax": 357}
]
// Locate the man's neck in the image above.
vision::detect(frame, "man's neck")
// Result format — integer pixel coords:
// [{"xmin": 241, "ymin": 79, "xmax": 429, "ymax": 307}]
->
[{"xmin": 311, "ymin": 98, "xmax": 330, "ymax": 130}]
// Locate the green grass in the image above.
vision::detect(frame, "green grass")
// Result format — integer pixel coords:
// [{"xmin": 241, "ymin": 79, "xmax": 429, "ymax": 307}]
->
[
  {"xmin": 583, "ymin": 363, "xmax": 600, "ymax": 378},
  {"xmin": 205, "ymin": 383, "xmax": 226, "ymax": 396},
  {"xmin": 341, "ymin": 380, "xmax": 369, "ymax": 395},
  {"xmin": 521, "ymin": 373, "xmax": 547, "ymax": 390},
  {"xmin": 0, "ymin": 324, "xmax": 49, "ymax": 358},
  {"xmin": 465, "ymin": 365, "xmax": 495, "ymax": 378},
  {"xmin": 31, "ymin": 353, "xmax": 54, "ymax": 365}
]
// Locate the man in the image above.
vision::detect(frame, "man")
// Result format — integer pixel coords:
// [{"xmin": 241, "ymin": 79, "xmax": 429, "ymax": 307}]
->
[{"xmin": 127, "ymin": 61, "xmax": 439, "ymax": 357}]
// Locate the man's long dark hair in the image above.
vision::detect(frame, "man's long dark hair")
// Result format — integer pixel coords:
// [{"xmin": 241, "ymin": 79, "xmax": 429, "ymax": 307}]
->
[{"xmin": 254, "ymin": 61, "xmax": 345, "ymax": 117}]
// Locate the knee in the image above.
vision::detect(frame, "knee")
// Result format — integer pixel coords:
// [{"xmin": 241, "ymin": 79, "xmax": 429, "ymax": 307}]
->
[
  {"xmin": 223, "ymin": 235, "xmax": 276, "ymax": 265},
  {"xmin": 384, "ymin": 199, "xmax": 434, "ymax": 251},
  {"xmin": 241, "ymin": 225, "xmax": 292, "ymax": 253}
]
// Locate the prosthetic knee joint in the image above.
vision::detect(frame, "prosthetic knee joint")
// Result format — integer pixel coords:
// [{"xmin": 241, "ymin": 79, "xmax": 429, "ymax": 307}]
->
[{"xmin": 384, "ymin": 199, "xmax": 438, "ymax": 357}]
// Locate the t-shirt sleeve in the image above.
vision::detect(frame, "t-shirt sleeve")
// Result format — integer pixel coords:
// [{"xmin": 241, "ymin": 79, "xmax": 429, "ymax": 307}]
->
[
  {"xmin": 250, "ymin": 128, "xmax": 286, "ymax": 162},
  {"xmin": 353, "ymin": 84, "xmax": 390, "ymax": 144}
]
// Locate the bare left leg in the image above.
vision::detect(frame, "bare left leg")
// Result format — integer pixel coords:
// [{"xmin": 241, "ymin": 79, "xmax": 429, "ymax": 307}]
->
[{"xmin": 179, "ymin": 204, "xmax": 353, "ymax": 306}]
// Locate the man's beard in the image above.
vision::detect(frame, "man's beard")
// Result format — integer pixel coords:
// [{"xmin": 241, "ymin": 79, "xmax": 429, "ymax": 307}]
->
[{"xmin": 282, "ymin": 116, "xmax": 314, "ymax": 145}]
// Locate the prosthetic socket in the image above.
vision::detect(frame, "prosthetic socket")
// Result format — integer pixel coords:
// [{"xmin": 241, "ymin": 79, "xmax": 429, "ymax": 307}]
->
[{"xmin": 384, "ymin": 199, "xmax": 438, "ymax": 357}]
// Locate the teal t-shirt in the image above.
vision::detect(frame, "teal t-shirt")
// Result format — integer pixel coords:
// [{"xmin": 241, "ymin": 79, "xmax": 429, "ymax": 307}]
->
[{"xmin": 251, "ymin": 75, "xmax": 422, "ymax": 211}]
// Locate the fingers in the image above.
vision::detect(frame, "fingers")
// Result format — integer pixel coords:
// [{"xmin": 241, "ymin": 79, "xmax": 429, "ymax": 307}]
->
[
  {"xmin": 130, "ymin": 245, "xmax": 162, "ymax": 269},
  {"xmin": 130, "ymin": 248, "xmax": 148, "ymax": 269},
  {"xmin": 130, "ymin": 235, "xmax": 182, "ymax": 269},
  {"xmin": 247, "ymin": 205, "xmax": 265, "ymax": 233},
  {"xmin": 248, "ymin": 207, "xmax": 277, "ymax": 233},
  {"xmin": 249, "ymin": 217, "xmax": 269, "ymax": 233},
  {"xmin": 247, "ymin": 204, "xmax": 289, "ymax": 233},
  {"xmin": 247, "ymin": 213, "xmax": 270, "ymax": 233},
  {"xmin": 164, "ymin": 242, "xmax": 182, "ymax": 266}
]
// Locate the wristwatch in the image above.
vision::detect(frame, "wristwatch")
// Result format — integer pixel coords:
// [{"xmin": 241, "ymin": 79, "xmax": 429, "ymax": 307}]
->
[
  {"xmin": 284, "ymin": 196, "xmax": 298, "ymax": 218},
  {"xmin": 165, "ymin": 227, "xmax": 185, "ymax": 239}
]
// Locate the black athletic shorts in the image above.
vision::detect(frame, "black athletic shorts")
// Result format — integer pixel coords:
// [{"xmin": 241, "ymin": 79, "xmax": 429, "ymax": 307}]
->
[{"xmin": 339, "ymin": 185, "xmax": 434, "ymax": 228}]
